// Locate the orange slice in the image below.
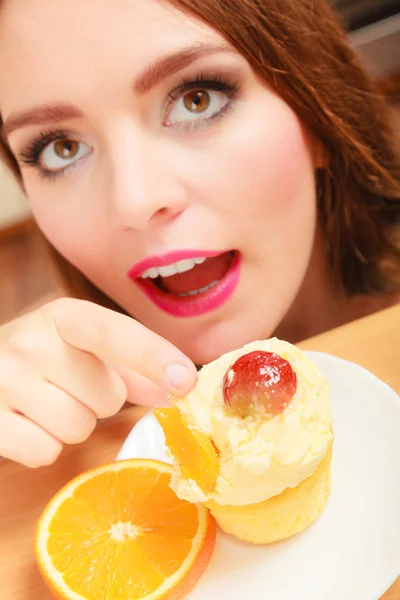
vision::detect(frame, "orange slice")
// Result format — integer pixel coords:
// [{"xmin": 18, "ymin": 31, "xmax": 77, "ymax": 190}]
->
[
  {"xmin": 154, "ymin": 408, "xmax": 219, "ymax": 495},
  {"xmin": 35, "ymin": 459, "xmax": 216, "ymax": 600}
]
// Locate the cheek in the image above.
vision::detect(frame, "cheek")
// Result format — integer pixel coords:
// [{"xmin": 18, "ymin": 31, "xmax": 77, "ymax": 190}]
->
[
  {"xmin": 27, "ymin": 184, "xmax": 108, "ymax": 275},
  {"xmin": 242, "ymin": 118, "xmax": 311, "ymax": 206},
  {"xmin": 204, "ymin": 94, "xmax": 317, "ymax": 225}
]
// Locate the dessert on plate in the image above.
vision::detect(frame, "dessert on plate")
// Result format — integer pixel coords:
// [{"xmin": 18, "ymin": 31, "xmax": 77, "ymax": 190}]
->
[{"xmin": 155, "ymin": 338, "xmax": 333, "ymax": 544}]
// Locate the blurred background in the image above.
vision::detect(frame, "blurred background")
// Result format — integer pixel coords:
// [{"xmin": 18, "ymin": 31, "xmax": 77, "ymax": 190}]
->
[{"xmin": 1, "ymin": 0, "xmax": 400, "ymax": 325}]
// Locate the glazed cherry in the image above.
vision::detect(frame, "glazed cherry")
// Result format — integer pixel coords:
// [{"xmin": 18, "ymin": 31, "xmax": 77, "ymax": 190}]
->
[{"xmin": 223, "ymin": 351, "xmax": 297, "ymax": 418}]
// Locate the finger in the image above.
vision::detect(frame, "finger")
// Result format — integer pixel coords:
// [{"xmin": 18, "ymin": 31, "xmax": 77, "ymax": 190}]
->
[
  {"xmin": 1, "ymin": 340, "xmax": 126, "ymax": 420},
  {"xmin": 6, "ymin": 374, "xmax": 97, "ymax": 445},
  {"xmin": 116, "ymin": 366, "xmax": 170, "ymax": 407},
  {"xmin": 38, "ymin": 344, "xmax": 127, "ymax": 420},
  {"xmin": 0, "ymin": 409, "xmax": 63, "ymax": 468},
  {"xmin": 48, "ymin": 299, "xmax": 197, "ymax": 395}
]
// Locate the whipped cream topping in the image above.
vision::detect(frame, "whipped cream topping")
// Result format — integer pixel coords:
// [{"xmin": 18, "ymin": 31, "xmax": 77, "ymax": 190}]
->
[{"xmin": 169, "ymin": 338, "xmax": 333, "ymax": 506}]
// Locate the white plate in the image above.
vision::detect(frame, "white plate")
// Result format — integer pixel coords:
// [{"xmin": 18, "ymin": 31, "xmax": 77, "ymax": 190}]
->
[{"xmin": 116, "ymin": 352, "xmax": 400, "ymax": 600}]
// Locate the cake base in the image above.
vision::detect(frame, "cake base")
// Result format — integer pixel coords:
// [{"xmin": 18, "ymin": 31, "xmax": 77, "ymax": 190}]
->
[{"xmin": 206, "ymin": 442, "xmax": 332, "ymax": 544}]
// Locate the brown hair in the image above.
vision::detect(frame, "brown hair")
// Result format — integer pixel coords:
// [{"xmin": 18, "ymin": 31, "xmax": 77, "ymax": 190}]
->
[{"xmin": 1, "ymin": 0, "xmax": 400, "ymax": 304}]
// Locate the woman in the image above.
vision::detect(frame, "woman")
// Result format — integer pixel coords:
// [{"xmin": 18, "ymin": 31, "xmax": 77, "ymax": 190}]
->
[{"xmin": 0, "ymin": 0, "xmax": 399, "ymax": 468}]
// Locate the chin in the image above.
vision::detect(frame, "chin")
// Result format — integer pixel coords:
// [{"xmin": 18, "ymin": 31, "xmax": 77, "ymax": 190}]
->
[{"xmin": 174, "ymin": 318, "xmax": 278, "ymax": 366}]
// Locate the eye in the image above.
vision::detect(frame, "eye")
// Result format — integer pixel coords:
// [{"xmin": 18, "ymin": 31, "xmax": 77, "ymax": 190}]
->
[
  {"xmin": 40, "ymin": 139, "xmax": 91, "ymax": 171},
  {"xmin": 166, "ymin": 89, "xmax": 229, "ymax": 125}
]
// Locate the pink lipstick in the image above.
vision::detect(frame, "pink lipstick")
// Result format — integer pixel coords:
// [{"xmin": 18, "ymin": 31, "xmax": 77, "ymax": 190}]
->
[{"xmin": 127, "ymin": 249, "xmax": 241, "ymax": 318}]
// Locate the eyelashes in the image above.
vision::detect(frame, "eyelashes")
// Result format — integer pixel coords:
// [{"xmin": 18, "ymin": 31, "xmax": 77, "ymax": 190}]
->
[
  {"xmin": 164, "ymin": 73, "xmax": 240, "ymax": 131},
  {"xmin": 166, "ymin": 72, "xmax": 239, "ymax": 106},
  {"xmin": 20, "ymin": 131, "xmax": 69, "ymax": 166},
  {"xmin": 16, "ymin": 72, "xmax": 241, "ymax": 180}
]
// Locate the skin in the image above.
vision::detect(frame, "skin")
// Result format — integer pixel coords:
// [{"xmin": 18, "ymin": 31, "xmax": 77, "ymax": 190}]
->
[
  {"xmin": 0, "ymin": 0, "xmax": 386, "ymax": 467},
  {"xmin": 1, "ymin": 0, "xmax": 323, "ymax": 362}
]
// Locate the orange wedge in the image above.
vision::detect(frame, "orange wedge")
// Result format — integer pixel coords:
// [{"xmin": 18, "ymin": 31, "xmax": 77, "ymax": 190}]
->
[
  {"xmin": 35, "ymin": 459, "xmax": 216, "ymax": 600},
  {"xmin": 154, "ymin": 408, "xmax": 219, "ymax": 495}
]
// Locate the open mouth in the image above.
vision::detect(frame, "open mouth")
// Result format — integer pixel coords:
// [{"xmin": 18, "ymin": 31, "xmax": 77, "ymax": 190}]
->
[
  {"xmin": 140, "ymin": 250, "xmax": 236, "ymax": 297},
  {"xmin": 130, "ymin": 250, "xmax": 241, "ymax": 318}
]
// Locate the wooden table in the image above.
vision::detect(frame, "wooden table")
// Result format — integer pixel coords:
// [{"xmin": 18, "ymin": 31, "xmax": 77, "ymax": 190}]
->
[{"xmin": 1, "ymin": 305, "xmax": 399, "ymax": 600}]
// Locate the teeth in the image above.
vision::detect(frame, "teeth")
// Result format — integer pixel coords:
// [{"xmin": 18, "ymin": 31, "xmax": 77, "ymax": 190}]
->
[
  {"xmin": 158, "ymin": 264, "xmax": 179, "ymax": 278},
  {"xmin": 178, "ymin": 280, "xmax": 219, "ymax": 297},
  {"xmin": 141, "ymin": 257, "xmax": 206, "ymax": 279},
  {"xmin": 176, "ymin": 259, "xmax": 196, "ymax": 274},
  {"xmin": 141, "ymin": 267, "xmax": 159, "ymax": 279}
]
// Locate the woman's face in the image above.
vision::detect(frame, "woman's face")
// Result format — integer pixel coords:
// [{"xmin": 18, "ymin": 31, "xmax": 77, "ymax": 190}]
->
[{"xmin": 0, "ymin": 0, "xmax": 320, "ymax": 363}]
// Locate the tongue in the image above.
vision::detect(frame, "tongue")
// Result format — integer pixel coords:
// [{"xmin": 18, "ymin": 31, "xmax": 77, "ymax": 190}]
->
[{"xmin": 161, "ymin": 252, "xmax": 234, "ymax": 295}]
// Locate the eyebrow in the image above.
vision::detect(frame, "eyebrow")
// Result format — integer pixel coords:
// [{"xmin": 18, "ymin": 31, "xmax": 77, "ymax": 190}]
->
[
  {"xmin": 2, "ymin": 43, "xmax": 234, "ymax": 137},
  {"xmin": 3, "ymin": 104, "xmax": 83, "ymax": 137},
  {"xmin": 134, "ymin": 43, "xmax": 234, "ymax": 94}
]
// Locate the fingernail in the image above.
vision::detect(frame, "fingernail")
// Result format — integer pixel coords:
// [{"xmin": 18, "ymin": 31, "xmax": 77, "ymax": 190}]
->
[{"xmin": 166, "ymin": 364, "xmax": 189, "ymax": 390}]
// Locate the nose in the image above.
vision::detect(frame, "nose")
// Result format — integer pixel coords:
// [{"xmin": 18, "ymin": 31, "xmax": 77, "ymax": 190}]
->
[{"xmin": 107, "ymin": 129, "xmax": 188, "ymax": 230}]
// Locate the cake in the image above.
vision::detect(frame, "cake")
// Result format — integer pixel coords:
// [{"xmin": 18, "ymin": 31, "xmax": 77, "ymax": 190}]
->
[{"xmin": 155, "ymin": 338, "xmax": 333, "ymax": 544}]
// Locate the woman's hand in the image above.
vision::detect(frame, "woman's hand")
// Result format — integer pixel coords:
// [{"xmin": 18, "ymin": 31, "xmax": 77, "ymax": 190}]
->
[{"xmin": 0, "ymin": 298, "xmax": 197, "ymax": 468}]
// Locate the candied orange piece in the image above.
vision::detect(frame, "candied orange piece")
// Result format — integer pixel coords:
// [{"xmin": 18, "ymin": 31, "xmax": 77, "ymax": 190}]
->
[{"xmin": 154, "ymin": 407, "xmax": 219, "ymax": 495}]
